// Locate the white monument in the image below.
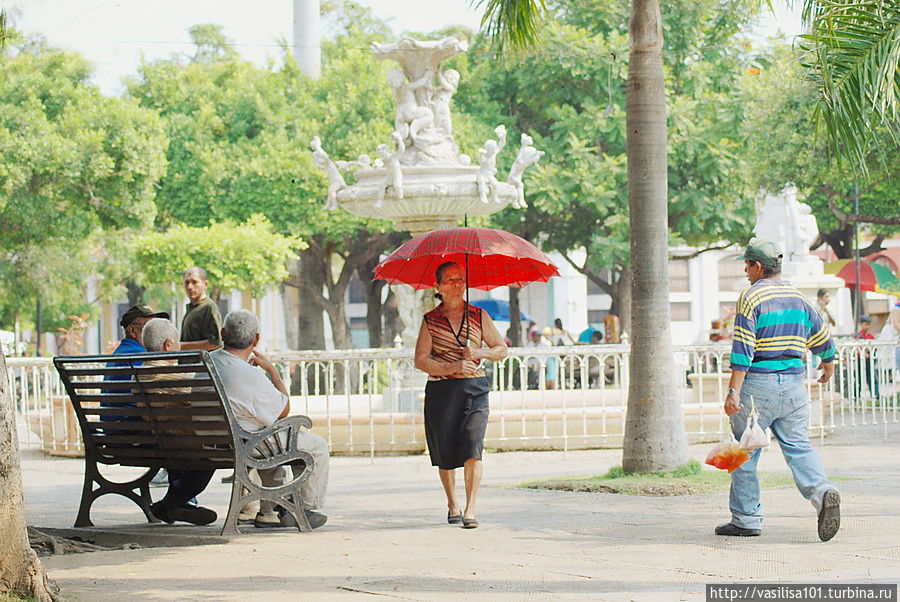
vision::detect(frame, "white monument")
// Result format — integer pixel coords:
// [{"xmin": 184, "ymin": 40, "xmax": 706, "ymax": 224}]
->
[{"xmin": 753, "ymin": 183, "xmax": 844, "ymax": 311}]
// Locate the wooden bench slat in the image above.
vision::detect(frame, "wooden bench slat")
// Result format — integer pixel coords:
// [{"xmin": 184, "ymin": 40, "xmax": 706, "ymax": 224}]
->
[
  {"xmin": 99, "ymin": 458, "xmax": 236, "ymax": 470},
  {"xmin": 94, "ymin": 446, "xmax": 235, "ymax": 460},
  {"xmin": 93, "ymin": 434, "xmax": 234, "ymax": 446},
  {"xmin": 83, "ymin": 407, "xmax": 226, "ymax": 417},
  {"xmin": 74, "ymin": 393, "xmax": 223, "ymax": 404},
  {"xmin": 70, "ymin": 379, "xmax": 214, "ymax": 390},
  {"xmin": 65, "ymin": 364, "xmax": 205, "ymax": 377},
  {"xmin": 84, "ymin": 421, "xmax": 229, "ymax": 432}
]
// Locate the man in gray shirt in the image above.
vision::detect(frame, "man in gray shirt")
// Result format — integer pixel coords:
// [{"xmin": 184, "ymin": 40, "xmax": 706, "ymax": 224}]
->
[{"xmin": 209, "ymin": 309, "xmax": 329, "ymax": 529}]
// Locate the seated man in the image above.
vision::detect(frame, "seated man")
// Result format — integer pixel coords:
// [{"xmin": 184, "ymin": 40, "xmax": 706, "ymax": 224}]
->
[
  {"xmin": 209, "ymin": 309, "xmax": 329, "ymax": 529},
  {"xmin": 140, "ymin": 318, "xmax": 217, "ymax": 526}
]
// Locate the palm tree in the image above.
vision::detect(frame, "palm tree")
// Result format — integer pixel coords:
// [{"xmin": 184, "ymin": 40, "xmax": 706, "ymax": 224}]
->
[{"xmin": 474, "ymin": 0, "xmax": 899, "ymax": 472}]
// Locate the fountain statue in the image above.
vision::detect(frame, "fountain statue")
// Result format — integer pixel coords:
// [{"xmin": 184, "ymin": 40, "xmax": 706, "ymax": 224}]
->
[
  {"xmin": 310, "ymin": 37, "xmax": 542, "ymax": 235},
  {"xmin": 753, "ymin": 184, "xmax": 844, "ymax": 320}
]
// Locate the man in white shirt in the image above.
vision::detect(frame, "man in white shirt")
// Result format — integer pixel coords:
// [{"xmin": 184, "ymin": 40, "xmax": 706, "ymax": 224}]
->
[{"xmin": 209, "ymin": 309, "xmax": 329, "ymax": 529}]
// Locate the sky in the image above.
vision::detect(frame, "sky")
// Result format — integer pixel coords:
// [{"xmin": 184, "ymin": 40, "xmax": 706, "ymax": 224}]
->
[{"xmin": 6, "ymin": 0, "xmax": 804, "ymax": 95}]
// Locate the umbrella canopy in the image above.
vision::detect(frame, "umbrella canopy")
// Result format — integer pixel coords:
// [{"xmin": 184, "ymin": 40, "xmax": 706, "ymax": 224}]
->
[
  {"xmin": 374, "ymin": 227, "xmax": 559, "ymax": 290},
  {"xmin": 825, "ymin": 259, "xmax": 900, "ymax": 294},
  {"xmin": 470, "ymin": 299, "xmax": 532, "ymax": 322}
]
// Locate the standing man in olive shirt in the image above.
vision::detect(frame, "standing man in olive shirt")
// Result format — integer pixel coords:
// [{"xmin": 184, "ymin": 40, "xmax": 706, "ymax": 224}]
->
[{"xmin": 181, "ymin": 267, "xmax": 223, "ymax": 351}]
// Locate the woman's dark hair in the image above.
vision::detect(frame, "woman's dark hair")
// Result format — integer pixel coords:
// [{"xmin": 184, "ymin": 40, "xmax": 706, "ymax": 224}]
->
[
  {"xmin": 554, "ymin": 318, "xmax": 563, "ymax": 329},
  {"xmin": 435, "ymin": 261, "xmax": 461, "ymax": 284}
]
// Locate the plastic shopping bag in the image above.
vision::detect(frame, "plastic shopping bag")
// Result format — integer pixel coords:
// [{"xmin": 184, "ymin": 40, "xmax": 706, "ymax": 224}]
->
[
  {"xmin": 738, "ymin": 395, "xmax": 769, "ymax": 451},
  {"xmin": 705, "ymin": 416, "xmax": 750, "ymax": 473}
]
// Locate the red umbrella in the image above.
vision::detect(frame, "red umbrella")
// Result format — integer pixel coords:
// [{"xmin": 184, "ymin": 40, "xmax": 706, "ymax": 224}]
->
[{"xmin": 374, "ymin": 227, "xmax": 559, "ymax": 290}]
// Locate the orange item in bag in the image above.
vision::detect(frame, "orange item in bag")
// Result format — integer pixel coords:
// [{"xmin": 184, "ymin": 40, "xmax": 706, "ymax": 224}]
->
[{"xmin": 704, "ymin": 442, "xmax": 750, "ymax": 473}]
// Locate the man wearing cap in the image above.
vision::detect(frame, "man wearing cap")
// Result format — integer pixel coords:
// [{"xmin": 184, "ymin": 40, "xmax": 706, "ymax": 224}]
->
[
  {"xmin": 101, "ymin": 305, "xmax": 171, "ymax": 422},
  {"xmin": 718, "ymin": 238, "xmax": 841, "ymax": 541}
]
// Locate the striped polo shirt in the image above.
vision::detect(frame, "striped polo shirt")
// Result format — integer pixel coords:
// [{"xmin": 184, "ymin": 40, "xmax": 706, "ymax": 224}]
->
[{"xmin": 731, "ymin": 278, "xmax": 836, "ymax": 374}]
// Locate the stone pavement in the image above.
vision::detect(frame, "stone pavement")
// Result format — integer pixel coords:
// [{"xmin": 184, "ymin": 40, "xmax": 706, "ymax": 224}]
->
[{"xmin": 21, "ymin": 422, "xmax": 900, "ymax": 601}]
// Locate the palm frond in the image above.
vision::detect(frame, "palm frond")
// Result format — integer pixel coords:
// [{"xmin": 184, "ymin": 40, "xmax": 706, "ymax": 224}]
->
[
  {"xmin": 471, "ymin": 0, "xmax": 547, "ymax": 52},
  {"xmin": 800, "ymin": 0, "xmax": 900, "ymax": 172}
]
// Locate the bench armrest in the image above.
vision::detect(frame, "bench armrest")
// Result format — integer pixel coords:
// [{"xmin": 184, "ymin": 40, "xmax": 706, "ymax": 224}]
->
[{"xmin": 235, "ymin": 415, "xmax": 315, "ymax": 472}]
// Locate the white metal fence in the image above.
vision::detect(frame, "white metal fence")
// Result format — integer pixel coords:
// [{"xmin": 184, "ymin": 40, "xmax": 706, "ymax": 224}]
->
[{"xmin": 8, "ymin": 340, "xmax": 898, "ymax": 457}]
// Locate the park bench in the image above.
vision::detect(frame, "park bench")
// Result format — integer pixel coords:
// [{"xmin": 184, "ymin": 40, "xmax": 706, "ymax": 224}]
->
[{"xmin": 53, "ymin": 350, "xmax": 316, "ymax": 535}]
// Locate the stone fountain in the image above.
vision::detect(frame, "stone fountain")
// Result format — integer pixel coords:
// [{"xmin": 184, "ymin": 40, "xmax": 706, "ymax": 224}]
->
[
  {"xmin": 311, "ymin": 37, "xmax": 543, "ymax": 337},
  {"xmin": 311, "ymin": 37, "xmax": 543, "ymax": 408}
]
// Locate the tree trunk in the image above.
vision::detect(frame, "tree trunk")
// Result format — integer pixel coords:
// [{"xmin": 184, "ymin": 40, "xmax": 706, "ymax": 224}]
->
[
  {"xmin": 295, "ymin": 249, "xmax": 326, "ymax": 350},
  {"xmin": 0, "ymin": 350, "xmax": 59, "ymax": 601},
  {"xmin": 508, "ymin": 287, "xmax": 522, "ymax": 346},
  {"xmin": 360, "ymin": 257, "xmax": 385, "ymax": 348},
  {"xmin": 382, "ymin": 289, "xmax": 401, "ymax": 346},
  {"xmin": 125, "ymin": 281, "xmax": 144, "ymax": 307},
  {"xmin": 622, "ymin": 0, "xmax": 688, "ymax": 473}
]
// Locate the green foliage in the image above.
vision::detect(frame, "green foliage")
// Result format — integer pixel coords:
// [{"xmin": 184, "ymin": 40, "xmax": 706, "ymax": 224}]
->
[
  {"xmin": 742, "ymin": 45, "xmax": 899, "ymax": 247},
  {"xmin": 461, "ymin": 0, "xmax": 757, "ymax": 284},
  {"xmin": 0, "ymin": 44, "xmax": 167, "ymax": 248},
  {"xmin": 133, "ymin": 215, "xmax": 305, "ymax": 296},
  {"xmin": 801, "ymin": 0, "xmax": 900, "ymax": 173}
]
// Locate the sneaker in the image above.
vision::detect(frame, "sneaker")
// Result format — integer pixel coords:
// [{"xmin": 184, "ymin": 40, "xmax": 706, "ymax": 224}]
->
[
  {"xmin": 150, "ymin": 469, "xmax": 169, "ymax": 488},
  {"xmin": 253, "ymin": 511, "xmax": 283, "ymax": 528},
  {"xmin": 818, "ymin": 489, "xmax": 841, "ymax": 542},
  {"xmin": 715, "ymin": 522, "xmax": 761, "ymax": 537},
  {"xmin": 237, "ymin": 512, "xmax": 256, "ymax": 525},
  {"xmin": 286, "ymin": 509, "xmax": 327, "ymax": 530}
]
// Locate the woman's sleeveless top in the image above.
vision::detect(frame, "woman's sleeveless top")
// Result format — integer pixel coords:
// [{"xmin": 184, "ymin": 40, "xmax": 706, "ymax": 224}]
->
[{"xmin": 423, "ymin": 304, "xmax": 486, "ymax": 381}]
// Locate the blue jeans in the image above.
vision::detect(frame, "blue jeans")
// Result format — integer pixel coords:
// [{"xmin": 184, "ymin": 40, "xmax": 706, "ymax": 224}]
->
[{"xmin": 728, "ymin": 372, "xmax": 836, "ymax": 530}]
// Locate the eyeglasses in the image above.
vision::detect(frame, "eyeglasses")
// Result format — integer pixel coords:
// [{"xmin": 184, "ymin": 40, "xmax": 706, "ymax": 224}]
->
[{"xmin": 441, "ymin": 276, "xmax": 466, "ymax": 284}]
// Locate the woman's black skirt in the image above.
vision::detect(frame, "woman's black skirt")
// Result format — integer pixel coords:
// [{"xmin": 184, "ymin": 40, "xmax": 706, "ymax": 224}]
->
[{"xmin": 423, "ymin": 376, "xmax": 490, "ymax": 470}]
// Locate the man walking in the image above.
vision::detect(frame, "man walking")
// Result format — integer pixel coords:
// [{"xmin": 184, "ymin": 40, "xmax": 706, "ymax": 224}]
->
[{"xmin": 718, "ymin": 239, "xmax": 840, "ymax": 541}]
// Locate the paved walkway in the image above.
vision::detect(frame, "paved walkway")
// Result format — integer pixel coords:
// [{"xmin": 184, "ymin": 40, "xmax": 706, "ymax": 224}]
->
[{"xmin": 21, "ymin": 422, "xmax": 900, "ymax": 601}]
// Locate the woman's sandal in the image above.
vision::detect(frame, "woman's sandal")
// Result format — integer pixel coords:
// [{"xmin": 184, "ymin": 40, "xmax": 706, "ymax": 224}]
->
[
  {"xmin": 461, "ymin": 517, "xmax": 478, "ymax": 529},
  {"xmin": 447, "ymin": 512, "xmax": 462, "ymax": 525}
]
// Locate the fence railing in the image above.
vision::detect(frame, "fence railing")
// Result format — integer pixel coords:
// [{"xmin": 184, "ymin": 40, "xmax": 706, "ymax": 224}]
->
[{"xmin": 8, "ymin": 341, "xmax": 898, "ymax": 457}]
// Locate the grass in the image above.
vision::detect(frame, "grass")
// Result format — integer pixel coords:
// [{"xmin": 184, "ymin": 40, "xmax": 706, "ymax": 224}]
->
[{"xmin": 517, "ymin": 459, "xmax": 796, "ymax": 496}]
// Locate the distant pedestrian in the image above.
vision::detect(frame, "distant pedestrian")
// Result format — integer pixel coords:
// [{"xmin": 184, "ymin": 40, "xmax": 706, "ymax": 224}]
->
[
  {"xmin": 816, "ymin": 289, "xmax": 837, "ymax": 328},
  {"xmin": 718, "ymin": 239, "xmax": 840, "ymax": 542}
]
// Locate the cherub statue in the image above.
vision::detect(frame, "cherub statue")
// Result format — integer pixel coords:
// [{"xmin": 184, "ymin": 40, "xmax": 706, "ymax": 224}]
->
[
  {"xmin": 431, "ymin": 69, "xmax": 460, "ymax": 135},
  {"xmin": 387, "ymin": 67, "xmax": 433, "ymax": 146},
  {"xmin": 476, "ymin": 125, "xmax": 507, "ymax": 204},
  {"xmin": 310, "ymin": 136, "xmax": 346, "ymax": 211},
  {"xmin": 375, "ymin": 132, "xmax": 405, "ymax": 208},
  {"xmin": 506, "ymin": 133, "xmax": 544, "ymax": 209}
]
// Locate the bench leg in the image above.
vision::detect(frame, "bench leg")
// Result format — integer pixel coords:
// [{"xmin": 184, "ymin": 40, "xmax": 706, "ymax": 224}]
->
[{"xmin": 75, "ymin": 458, "xmax": 160, "ymax": 527}]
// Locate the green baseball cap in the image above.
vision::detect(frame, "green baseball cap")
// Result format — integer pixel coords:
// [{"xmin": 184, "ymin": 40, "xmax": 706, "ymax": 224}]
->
[{"xmin": 736, "ymin": 238, "xmax": 783, "ymax": 267}]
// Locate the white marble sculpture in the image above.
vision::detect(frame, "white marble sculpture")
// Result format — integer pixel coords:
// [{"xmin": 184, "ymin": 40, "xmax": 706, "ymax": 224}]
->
[
  {"xmin": 507, "ymin": 133, "xmax": 544, "ymax": 209},
  {"xmin": 311, "ymin": 37, "xmax": 541, "ymax": 231},
  {"xmin": 431, "ymin": 69, "xmax": 460, "ymax": 135},
  {"xmin": 754, "ymin": 184, "xmax": 819, "ymax": 261},
  {"xmin": 310, "ymin": 136, "xmax": 346, "ymax": 211},
  {"xmin": 387, "ymin": 67, "xmax": 434, "ymax": 148},
  {"xmin": 376, "ymin": 132, "xmax": 405, "ymax": 208},
  {"xmin": 477, "ymin": 126, "xmax": 507, "ymax": 204}
]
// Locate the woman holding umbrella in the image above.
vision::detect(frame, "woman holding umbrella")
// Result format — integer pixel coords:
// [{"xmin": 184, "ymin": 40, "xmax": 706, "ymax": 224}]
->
[{"xmin": 414, "ymin": 261, "xmax": 508, "ymax": 529}]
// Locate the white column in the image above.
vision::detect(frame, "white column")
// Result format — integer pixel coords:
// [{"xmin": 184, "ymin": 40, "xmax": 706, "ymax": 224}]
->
[{"xmin": 293, "ymin": 0, "xmax": 321, "ymax": 79}]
